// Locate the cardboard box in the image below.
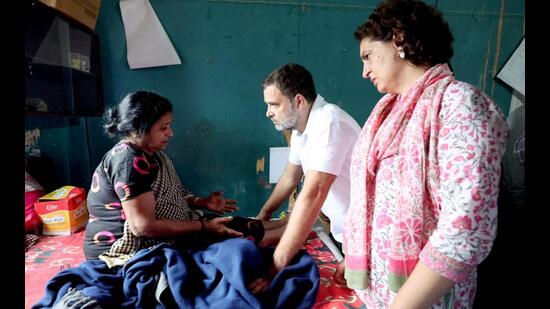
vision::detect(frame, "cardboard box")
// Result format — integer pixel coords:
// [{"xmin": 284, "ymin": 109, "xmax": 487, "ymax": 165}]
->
[
  {"xmin": 38, "ymin": 0, "xmax": 101, "ymax": 30},
  {"xmin": 34, "ymin": 186, "xmax": 88, "ymax": 236}
]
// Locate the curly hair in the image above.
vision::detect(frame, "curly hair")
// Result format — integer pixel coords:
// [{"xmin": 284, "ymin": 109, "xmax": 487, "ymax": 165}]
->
[
  {"xmin": 354, "ymin": 0, "xmax": 454, "ymax": 67},
  {"xmin": 103, "ymin": 91, "xmax": 173, "ymax": 139},
  {"xmin": 263, "ymin": 63, "xmax": 317, "ymax": 104}
]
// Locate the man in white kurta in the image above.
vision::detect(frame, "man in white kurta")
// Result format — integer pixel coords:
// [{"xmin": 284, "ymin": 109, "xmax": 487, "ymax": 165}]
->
[
  {"xmin": 252, "ymin": 63, "xmax": 360, "ymax": 292},
  {"xmin": 286, "ymin": 94, "xmax": 360, "ymax": 245}
]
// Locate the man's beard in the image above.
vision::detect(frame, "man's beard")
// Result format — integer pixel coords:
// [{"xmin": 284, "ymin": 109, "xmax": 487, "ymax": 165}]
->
[{"xmin": 274, "ymin": 105, "xmax": 299, "ymax": 131}]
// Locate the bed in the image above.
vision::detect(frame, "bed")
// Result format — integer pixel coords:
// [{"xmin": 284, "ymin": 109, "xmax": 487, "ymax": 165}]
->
[{"xmin": 25, "ymin": 230, "xmax": 365, "ymax": 309}]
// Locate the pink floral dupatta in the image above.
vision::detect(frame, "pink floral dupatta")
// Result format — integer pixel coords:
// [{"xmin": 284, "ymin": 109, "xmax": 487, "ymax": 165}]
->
[{"xmin": 343, "ymin": 64, "xmax": 454, "ymax": 292}]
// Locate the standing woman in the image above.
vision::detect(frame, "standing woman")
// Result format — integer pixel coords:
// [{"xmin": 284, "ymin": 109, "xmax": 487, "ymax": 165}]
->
[
  {"xmin": 343, "ymin": 1, "xmax": 508, "ymax": 308},
  {"xmin": 84, "ymin": 91, "xmax": 246, "ymax": 267}
]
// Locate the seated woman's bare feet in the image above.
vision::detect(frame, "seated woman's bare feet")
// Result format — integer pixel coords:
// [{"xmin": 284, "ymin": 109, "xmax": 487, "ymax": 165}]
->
[{"xmin": 333, "ymin": 260, "xmax": 347, "ymax": 286}]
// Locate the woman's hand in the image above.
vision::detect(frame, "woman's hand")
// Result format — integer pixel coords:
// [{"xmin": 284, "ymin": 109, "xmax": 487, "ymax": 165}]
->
[
  {"xmin": 201, "ymin": 191, "xmax": 239, "ymax": 214},
  {"xmin": 202, "ymin": 216, "xmax": 243, "ymax": 237}
]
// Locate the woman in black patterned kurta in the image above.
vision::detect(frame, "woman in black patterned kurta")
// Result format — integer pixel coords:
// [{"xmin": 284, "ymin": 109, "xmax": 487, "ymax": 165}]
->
[{"xmin": 83, "ymin": 91, "xmax": 247, "ymax": 266}]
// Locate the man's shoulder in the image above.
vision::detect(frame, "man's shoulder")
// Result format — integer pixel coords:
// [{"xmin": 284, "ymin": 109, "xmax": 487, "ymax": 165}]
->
[{"xmin": 314, "ymin": 103, "xmax": 360, "ymax": 129}]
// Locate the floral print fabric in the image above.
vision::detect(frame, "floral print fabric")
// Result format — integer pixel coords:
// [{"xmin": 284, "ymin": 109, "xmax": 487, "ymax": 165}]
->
[{"xmin": 343, "ymin": 64, "xmax": 508, "ymax": 308}]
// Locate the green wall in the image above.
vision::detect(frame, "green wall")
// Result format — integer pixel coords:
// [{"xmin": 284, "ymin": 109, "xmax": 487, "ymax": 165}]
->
[{"xmin": 25, "ymin": 0, "xmax": 525, "ymax": 217}]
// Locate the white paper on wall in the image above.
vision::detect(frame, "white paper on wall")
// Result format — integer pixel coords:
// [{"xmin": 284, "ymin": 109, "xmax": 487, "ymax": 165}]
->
[
  {"xmin": 119, "ymin": 0, "xmax": 181, "ymax": 69},
  {"xmin": 496, "ymin": 38, "xmax": 524, "ymax": 96},
  {"xmin": 269, "ymin": 147, "xmax": 290, "ymax": 184}
]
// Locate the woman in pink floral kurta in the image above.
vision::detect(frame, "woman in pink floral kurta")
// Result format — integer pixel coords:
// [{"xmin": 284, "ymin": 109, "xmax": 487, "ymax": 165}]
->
[{"xmin": 342, "ymin": 1, "xmax": 508, "ymax": 308}]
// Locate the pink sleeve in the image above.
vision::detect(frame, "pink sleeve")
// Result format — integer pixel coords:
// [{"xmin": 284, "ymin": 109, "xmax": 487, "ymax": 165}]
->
[{"xmin": 419, "ymin": 82, "xmax": 508, "ymax": 282}]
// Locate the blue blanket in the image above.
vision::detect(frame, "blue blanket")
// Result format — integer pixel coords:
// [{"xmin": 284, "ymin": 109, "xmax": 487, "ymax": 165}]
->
[{"xmin": 33, "ymin": 238, "xmax": 320, "ymax": 309}]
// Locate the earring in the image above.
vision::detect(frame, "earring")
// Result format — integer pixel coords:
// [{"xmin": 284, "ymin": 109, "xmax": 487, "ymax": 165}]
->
[{"xmin": 398, "ymin": 50, "xmax": 405, "ymax": 59}]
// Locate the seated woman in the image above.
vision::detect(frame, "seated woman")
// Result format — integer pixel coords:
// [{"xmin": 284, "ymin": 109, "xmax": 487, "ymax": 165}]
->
[{"xmin": 84, "ymin": 91, "xmax": 264, "ymax": 267}]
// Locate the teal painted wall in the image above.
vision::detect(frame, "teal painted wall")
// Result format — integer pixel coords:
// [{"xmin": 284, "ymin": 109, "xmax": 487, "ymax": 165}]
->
[
  {"xmin": 25, "ymin": 0, "xmax": 524, "ymax": 217},
  {"xmin": 25, "ymin": 116, "xmax": 92, "ymax": 193}
]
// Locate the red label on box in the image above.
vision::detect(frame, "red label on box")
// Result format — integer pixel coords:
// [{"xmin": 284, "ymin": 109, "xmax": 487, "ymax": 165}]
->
[{"xmin": 34, "ymin": 186, "xmax": 89, "ymax": 235}]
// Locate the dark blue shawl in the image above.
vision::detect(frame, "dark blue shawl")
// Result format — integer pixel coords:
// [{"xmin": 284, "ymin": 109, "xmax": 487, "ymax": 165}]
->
[{"xmin": 33, "ymin": 238, "xmax": 319, "ymax": 309}]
